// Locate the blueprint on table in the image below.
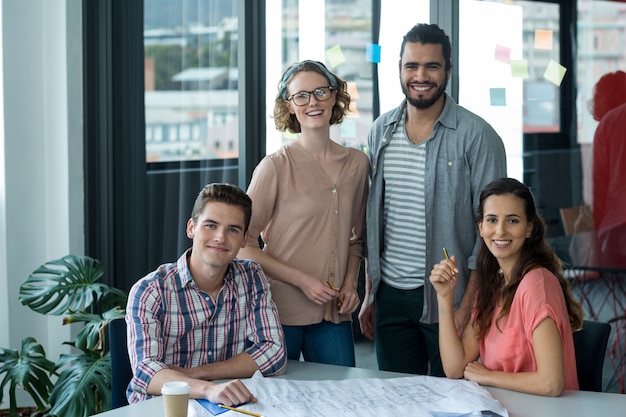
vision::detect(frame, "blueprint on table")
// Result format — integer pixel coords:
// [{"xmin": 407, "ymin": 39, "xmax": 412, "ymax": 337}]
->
[{"xmin": 190, "ymin": 373, "xmax": 508, "ymax": 417}]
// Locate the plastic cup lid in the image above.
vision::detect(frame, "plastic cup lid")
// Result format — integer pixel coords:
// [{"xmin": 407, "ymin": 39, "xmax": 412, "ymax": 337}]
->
[{"xmin": 161, "ymin": 381, "xmax": 191, "ymax": 395}]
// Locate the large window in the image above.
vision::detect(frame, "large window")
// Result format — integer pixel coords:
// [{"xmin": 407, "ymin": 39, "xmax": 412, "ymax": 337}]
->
[
  {"xmin": 459, "ymin": 0, "xmax": 562, "ymax": 182},
  {"xmin": 89, "ymin": 0, "xmax": 597, "ymax": 293},
  {"xmin": 144, "ymin": 1, "xmax": 239, "ymax": 162},
  {"xmin": 458, "ymin": 0, "xmax": 575, "ymax": 239},
  {"xmin": 142, "ymin": 1, "xmax": 241, "ymax": 271},
  {"xmin": 264, "ymin": 0, "xmax": 429, "ymax": 157},
  {"xmin": 576, "ymin": 0, "xmax": 626, "ymax": 204}
]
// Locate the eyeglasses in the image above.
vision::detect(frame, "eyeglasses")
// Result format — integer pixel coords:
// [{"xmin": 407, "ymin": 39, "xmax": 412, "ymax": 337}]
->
[{"xmin": 287, "ymin": 87, "xmax": 335, "ymax": 106}]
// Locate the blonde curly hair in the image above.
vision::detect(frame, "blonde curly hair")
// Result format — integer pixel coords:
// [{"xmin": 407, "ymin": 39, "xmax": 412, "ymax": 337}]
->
[{"xmin": 273, "ymin": 60, "xmax": 351, "ymax": 133}]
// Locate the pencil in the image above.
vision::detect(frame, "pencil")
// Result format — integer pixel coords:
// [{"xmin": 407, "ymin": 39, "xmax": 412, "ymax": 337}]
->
[
  {"xmin": 218, "ymin": 404, "xmax": 264, "ymax": 417},
  {"xmin": 443, "ymin": 247, "xmax": 454, "ymax": 275},
  {"xmin": 326, "ymin": 280, "xmax": 344, "ymax": 304}
]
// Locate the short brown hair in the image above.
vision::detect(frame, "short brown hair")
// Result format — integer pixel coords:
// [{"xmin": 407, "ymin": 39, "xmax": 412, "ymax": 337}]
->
[{"xmin": 191, "ymin": 183, "xmax": 252, "ymax": 232}]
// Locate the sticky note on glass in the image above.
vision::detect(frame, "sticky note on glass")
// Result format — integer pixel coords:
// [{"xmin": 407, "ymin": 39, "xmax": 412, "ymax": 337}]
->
[
  {"xmin": 543, "ymin": 60, "xmax": 567, "ymax": 86},
  {"xmin": 490, "ymin": 88, "xmax": 506, "ymax": 106},
  {"xmin": 341, "ymin": 119, "xmax": 357, "ymax": 137},
  {"xmin": 348, "ymin": 102, "xmax": 360, "ymax": 118},
  {"xmin": 347, "ymin": 82, "xmax": 360, "ymax": 99},
  {"xmin": 534, "ymin": 29, "xmax": 553, "ymax": 50},
  {"xmin": 510, "ymin": 60, "xmax": 529, "ymax": 78},
  {"xmin": 283, "ymin": 131, "xmax": 297, "ymax": 140},
  {"xmin": 366, "ymin": 43, "xmax": 382, "ymax": 63},
  {"xmin": 326, "ymin": 44, "xmax": 346, "ymax": 68},
  {"xmin": 495, "ymin": 45, "xmax": 511, "ymax": 63}
]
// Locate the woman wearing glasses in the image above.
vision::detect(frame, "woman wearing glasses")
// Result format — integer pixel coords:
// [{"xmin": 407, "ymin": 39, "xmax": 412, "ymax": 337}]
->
[{"xmin": 239, "ymin": 60, "xmax": 368, "ymax": 366}]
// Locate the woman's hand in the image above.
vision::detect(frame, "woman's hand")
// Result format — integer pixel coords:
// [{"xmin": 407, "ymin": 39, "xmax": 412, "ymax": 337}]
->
[
  {"xmin": 337, "ymin": 285, "xmax": 360, "ymax": 315},
  {"xmin": 298, "ymin": 275, "xmax": 336, "ymax": 305},
  {"xmin": 463, "ymin": 361, "xmax": 491, "ymax": 384},
  {"xmin": 429, "ymin": 255, "xmax": 459, "ymax": 299}
]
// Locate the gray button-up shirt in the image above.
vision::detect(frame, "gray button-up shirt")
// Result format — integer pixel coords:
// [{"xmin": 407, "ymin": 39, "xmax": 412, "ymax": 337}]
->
[{"xmin": 366, "ymin": 94, "xmax": 507, "ymax": 323}]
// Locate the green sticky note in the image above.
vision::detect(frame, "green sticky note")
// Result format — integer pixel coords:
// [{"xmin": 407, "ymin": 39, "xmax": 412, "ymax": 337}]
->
[
  {"xmin": 543, "ymin": 60, "xmax": 567, "ymax": 86},
  {"xmin": 510, "ymin": 60, "xmax": 529, "ymax": 79}
]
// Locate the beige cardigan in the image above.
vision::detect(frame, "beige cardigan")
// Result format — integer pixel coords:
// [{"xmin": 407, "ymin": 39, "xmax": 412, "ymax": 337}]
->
[{"xmin": 246, "ymin": 140, "xmax": 369, "ymax": 325}]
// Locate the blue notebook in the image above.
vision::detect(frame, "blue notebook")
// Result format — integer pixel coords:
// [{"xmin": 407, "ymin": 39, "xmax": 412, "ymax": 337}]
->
[{"xmin": 195, "ymin": 399, "xmax": 228, "ymax": 415}]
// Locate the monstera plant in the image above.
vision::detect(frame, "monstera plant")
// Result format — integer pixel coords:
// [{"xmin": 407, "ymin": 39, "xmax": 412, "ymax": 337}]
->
[{"xmin": 0, "ymin": 255, "xmax": 127, "ymax": 417}]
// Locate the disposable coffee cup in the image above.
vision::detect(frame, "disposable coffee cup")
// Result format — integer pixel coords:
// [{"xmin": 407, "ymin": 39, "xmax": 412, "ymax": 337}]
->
[{"xmin": 161, "ymin": 381, "xmax": 191, "ymax": 417}]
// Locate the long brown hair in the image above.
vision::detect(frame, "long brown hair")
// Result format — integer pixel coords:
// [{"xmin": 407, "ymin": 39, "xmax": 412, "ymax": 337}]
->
[{"xmin": 473, "ymin": 178, "xmax": 583, "ymax": 339}]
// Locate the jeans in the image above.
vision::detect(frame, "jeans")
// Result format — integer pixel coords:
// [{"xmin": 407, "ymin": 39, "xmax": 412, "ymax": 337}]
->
[
  {"xmin": 282, "ymin": 320, "xmax": 355, "ymax": 367},
  {"xmin": 374, "ymin": 281, "xmax": 444, "ymax": 376}
]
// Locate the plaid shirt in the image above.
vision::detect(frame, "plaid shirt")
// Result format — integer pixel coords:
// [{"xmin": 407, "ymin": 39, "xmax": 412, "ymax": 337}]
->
[{"xmin": 126, "ymin": 249, "xmax": 286, "ymax": 403}]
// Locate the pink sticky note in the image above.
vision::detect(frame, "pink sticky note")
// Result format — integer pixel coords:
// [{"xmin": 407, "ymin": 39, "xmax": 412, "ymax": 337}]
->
[
  {"xmin": 347, "ymin": 82, "xmax": 360, "ymax": 99},
  {"xmin": 495, "ymin": 45, "xmax": 512, "ymax": 63}
]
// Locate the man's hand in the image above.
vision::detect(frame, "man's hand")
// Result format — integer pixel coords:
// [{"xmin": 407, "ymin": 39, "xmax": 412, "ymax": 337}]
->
[
  {"xmin": 358, "ymin": 299, "xmax": 375, "ymax": 340},
  {"xmin": 205, "ymin": 379, "xmax": 257, "ymax": 406}
]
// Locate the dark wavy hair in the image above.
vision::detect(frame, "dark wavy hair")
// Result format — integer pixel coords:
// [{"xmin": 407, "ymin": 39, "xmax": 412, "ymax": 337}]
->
[
  {"xmin": 473, "ymin": 178, "xmax": 583, "ymax": 339},
  {"xmin": 400, "ymin": 23, "xmax": 452, "ymax": 71},
  {"xmin": 273, "ymin": 60, "xmax": 351, "ymax": 133}
]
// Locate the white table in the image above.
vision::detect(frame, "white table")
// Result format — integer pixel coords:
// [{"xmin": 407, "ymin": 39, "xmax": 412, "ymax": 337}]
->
[{"xmin": 93, "ymin": 360, "xmax": 626, "ymax": 417}]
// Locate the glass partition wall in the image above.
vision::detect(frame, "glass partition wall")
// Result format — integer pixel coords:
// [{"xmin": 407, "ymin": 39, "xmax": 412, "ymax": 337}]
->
[
  {"xmin": 137, "ymin": 0, "xmax": 626, "ymax": 265},
  {"xmin": 86, "ymin": 4, "xmax": 626, "ymax": 373},
  {"xmin": 458, "ymin": 0, "xmax": 567, "ymax": 236},
  {"xmin": 264, "ymin": 0, "xmax": 430, "ymax": 156}
]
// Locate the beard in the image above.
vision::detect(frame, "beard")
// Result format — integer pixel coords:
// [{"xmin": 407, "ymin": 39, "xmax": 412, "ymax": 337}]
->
[{"xmin": 401, "ymin": 79, "xmax": 448, "ymax": 109}]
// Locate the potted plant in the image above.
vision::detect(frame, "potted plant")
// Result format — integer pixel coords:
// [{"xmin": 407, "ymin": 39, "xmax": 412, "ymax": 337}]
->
[
  {"xmin": 0, "ymin": 338, "xmax": 55, "ymax": 417},
  {"xmin": 0, "ymin": 255, "xmax": 127, "ymax": 417}
]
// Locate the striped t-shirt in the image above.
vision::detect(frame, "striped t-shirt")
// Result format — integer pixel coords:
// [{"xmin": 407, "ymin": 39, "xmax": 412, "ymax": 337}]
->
[{"xmin": 381, "ymin": 112, "xmax": 427, "ymax": 289}]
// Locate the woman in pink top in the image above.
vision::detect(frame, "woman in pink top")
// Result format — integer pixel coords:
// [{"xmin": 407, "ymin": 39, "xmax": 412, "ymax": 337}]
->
[
  {"xmin": 238, "ymin": 61, "xmax": 368, "ymax": 366},
  {"xmin": 430, "ymin": 178, "xmax": 583, "ymax": 396}
]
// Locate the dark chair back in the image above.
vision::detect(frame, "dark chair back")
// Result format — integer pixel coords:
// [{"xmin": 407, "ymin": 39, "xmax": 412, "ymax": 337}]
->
[
  {"xmin": 573, "ymin": 319, "xmax": 611, "ymax": 392},
  {"xmin": 108, "ymin": 317, "xmax": 133, "ymax": 408}
]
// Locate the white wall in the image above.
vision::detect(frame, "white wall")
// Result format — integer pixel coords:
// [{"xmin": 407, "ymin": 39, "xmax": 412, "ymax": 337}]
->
[{"xmin": 1, "ymin": 0, "xmax": 83, "ymax": 407}]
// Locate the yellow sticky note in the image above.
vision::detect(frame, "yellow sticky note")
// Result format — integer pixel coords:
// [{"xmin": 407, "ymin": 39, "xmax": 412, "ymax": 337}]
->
[
  {"xmin": 347, "ymin": 82, "xmax": 360, "ymax": 99},
  {"xmin": 326, "ymin": 44, "xmax": 346, "ymax": 68},
  {"xmin": 283, "ymin": 131, "xmax": 298, "ymax": 140},
  {"xmin": 534, "ymin": 29, "xmax": 553, "ymax": 50},
  {"xmin": 543, "ymin": 60, "xmax": 567, "ymax": 86},
  {"xmin": 510, "ymin": 60, "xmax": 529, "ymax": 79}
]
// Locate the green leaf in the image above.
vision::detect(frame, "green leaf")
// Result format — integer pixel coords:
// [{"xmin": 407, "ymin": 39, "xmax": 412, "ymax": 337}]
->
[
  {"xmin": 10, "ymin": 255, "xmax": 128, "ymax": 416},
  {"xmin": 18, "ymin": 255, "xmax": 120, "ymax": 316},
  {"xmin": 0, "ymin": 337, "xmax": 55, "ymax": 415},
  {"xmin": 63, "ymin": 307, "xmax": 126, "ymax": 353},
  {"xmin": 48, "ymin": 351, "xmax": 112, "ymax": 417}
]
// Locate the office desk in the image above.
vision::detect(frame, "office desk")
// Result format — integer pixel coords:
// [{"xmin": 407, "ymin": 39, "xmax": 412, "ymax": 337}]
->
[{"xmin": 94, "ymin": 360, "xmax": 626, "ymax": 417}]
